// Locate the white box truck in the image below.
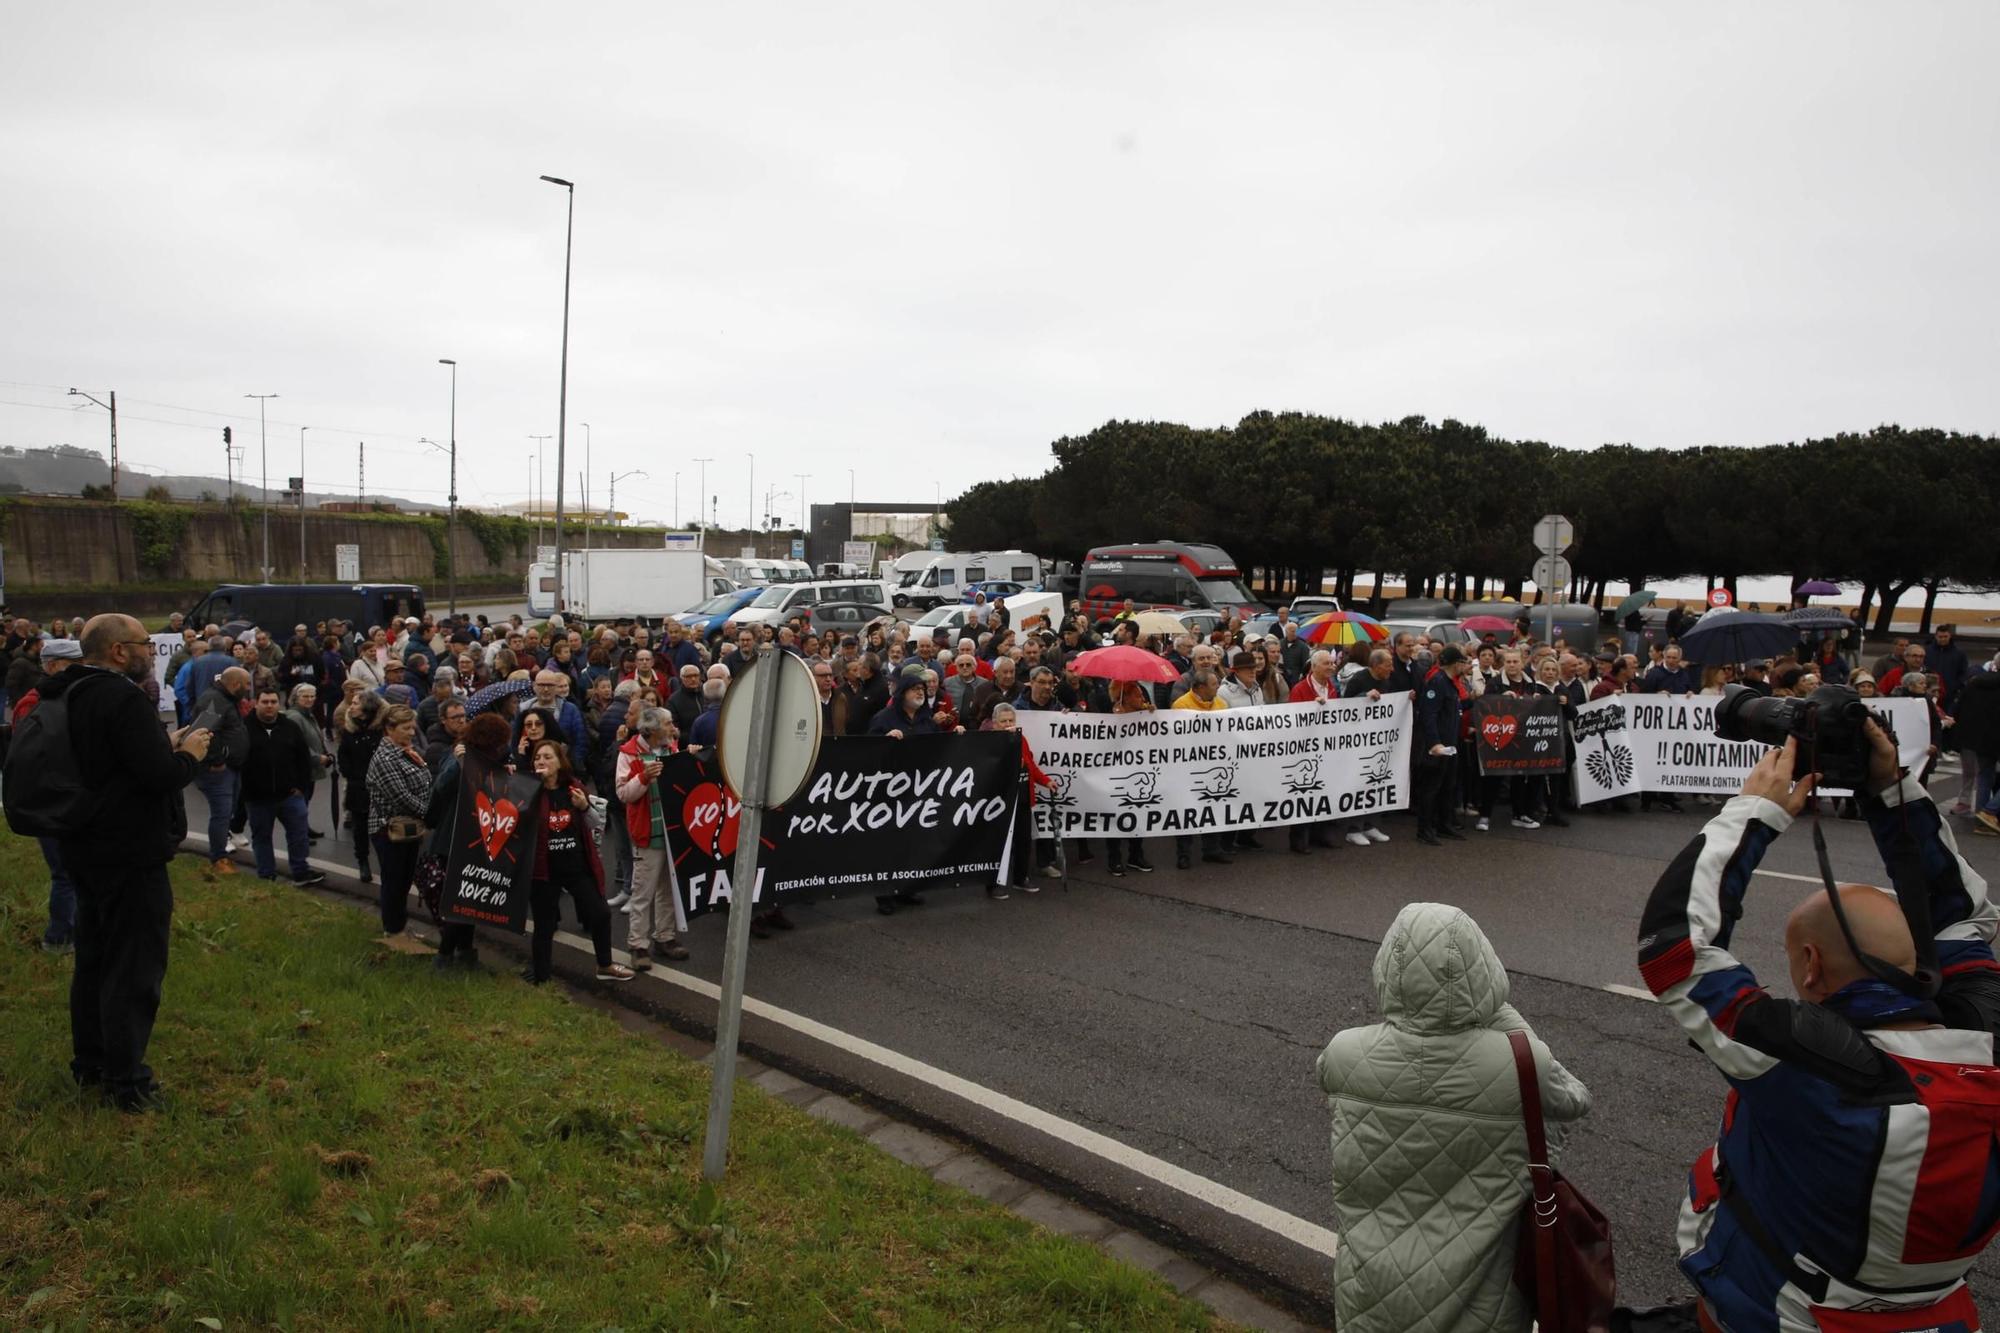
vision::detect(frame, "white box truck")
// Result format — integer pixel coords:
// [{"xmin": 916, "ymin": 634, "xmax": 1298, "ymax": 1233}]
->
[{"xmin": 527, "ymin": 550, "xmax": 736, "ymax": 620}]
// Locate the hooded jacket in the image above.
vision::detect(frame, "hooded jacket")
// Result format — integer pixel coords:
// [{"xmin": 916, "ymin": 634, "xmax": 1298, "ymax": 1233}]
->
[{"xmin": 1315, "ymin": 903, "xmax": 1590, "ymax": 1333}]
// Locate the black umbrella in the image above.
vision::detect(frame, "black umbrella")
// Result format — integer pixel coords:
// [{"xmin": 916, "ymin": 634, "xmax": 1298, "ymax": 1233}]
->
[
  {"xmin": 1780, "ymin": 606, "xmax": 1856, "ymax": 632},
  {"xmin": 1677, "ymin": 612, "xmax": 1800, "ymax": 665}
]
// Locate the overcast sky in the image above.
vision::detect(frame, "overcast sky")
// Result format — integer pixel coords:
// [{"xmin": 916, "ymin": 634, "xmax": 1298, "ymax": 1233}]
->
[{"xmin": 4, "ymin": 3, "xmax": 1995, "ymax": 528}]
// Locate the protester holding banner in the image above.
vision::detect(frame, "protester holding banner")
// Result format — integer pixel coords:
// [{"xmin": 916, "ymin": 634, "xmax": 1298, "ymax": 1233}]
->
[
  {"xmin": 425, "ymin": 712, "xmax": 505, "ymax": 970},
  {"xmin": 525, "ymin": 739, "xmax": 633, "ymax": 983},
  {"xmin": 1413, "ymin": 647, "xmax": 1469, "ymax": 847},
  {"xmin": 1101, "ymin": 682, "xmax": 1156, "ymax": 875},
  {"xmin": 1472, "ymin": 651, "xmax": 1542, "ymax": 833},
  {"xmin": 614, "ymin": 707, "xmax": 690, "ymax": 965},
  {"xmin": 364, "ymin": 704, "xmax": 429, "ymax": 935}
]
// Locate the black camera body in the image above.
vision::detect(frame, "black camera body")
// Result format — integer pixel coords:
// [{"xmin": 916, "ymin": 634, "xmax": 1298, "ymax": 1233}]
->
[{"xmin": 1712, "ymin": 683, "xmax": 1886, "ymax": 791}]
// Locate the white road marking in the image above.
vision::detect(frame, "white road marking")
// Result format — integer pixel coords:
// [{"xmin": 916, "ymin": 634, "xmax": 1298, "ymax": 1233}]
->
[
  {"xmin": 1601, "ymin": 983, "xmax": 1656, "ymax": 1002},
  {"xmin": 272, "ymin": 844, "xmax": 1343, "ymax": 1259}
]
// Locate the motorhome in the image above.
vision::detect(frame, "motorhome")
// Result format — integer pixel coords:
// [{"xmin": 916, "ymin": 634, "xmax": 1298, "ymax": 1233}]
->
[{"xmin": 893, "ymin": 550, "xmax": 1043, "ymax": 611}]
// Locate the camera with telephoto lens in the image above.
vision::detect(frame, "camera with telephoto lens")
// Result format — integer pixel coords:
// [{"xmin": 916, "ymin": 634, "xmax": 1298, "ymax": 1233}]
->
[{"xmin": 1711, "ymin": 683, "xmax": 1888, "ymax": 791}]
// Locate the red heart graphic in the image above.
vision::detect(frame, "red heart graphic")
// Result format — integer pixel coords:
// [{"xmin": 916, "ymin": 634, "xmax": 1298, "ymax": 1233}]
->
[
  {"xmin": 682, "ymin": 781, "xmax": 741, "ymax": 861},
  {"xmin": 1481, "ymin": 715, "xmax": 1519, "ymax": 750},
  {"xmin": 474, "ymin": 790, "xmax": 520, "ymax": 859}
]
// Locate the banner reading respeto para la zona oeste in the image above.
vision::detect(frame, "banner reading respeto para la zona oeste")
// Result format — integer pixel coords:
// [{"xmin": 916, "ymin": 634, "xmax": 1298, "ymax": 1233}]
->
[
  {"xmin": 1569, "ymin": 694, "xmax": 1932, "ymax": 803},
  {"xmin": 657, "ymin": 733, "xmax": 1022, "ymax": 918},
  {"xmin": 1016, "ymin": 695, "xmax": 1412, "ymax": 840}
]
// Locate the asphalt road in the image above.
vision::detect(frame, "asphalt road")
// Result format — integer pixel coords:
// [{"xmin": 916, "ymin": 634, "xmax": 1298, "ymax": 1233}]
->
[{"xmin": 186, "ymin": 764, "xmax": 2000, "ymax": 1315}]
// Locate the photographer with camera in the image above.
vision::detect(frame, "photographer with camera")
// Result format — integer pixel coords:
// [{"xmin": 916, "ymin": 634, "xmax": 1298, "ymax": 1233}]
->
[{"xmin": 1638, "ymin": 682, "xmax": 1999, "ymax": 1331}]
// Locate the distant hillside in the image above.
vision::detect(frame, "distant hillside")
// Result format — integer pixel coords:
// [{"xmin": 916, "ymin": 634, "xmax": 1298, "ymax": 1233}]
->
[{"xmin": 0, "ymin": 445, "xmax": 438, "ymax": 512}]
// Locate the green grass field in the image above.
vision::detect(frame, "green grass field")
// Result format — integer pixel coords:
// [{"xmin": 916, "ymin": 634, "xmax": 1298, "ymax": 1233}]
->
[{"xmin": 0, "ymin": 830, "xmax": 1224, "ymax": 1331}]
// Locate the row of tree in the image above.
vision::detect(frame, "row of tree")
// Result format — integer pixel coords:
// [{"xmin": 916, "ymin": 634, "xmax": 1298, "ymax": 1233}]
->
[{"xmin": 943, "ymin": 415, "xmax": 2000, "ymax": 634}]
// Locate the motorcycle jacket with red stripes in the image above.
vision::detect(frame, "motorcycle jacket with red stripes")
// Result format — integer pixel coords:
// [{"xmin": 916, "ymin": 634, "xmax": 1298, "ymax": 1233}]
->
[{"xmin": 1637, "ymin": 775, "xmax": 2000, "ymax": 1332}]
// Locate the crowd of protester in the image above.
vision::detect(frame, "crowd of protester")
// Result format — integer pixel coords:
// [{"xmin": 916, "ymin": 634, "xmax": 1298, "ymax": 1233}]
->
[
  {"xmin": 5, "ymin": 598, "xmax": 1999, "ymax": 967},
  {"xmin": 14, "ymin": 598, "xmax": 2000, "ymax": 1327}
]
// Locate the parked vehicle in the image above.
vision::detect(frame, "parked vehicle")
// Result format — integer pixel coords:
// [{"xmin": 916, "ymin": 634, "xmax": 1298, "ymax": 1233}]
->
[
  {"xmin": 894, "ymin": 550, "xmax": 1043, "ymax": 610},
  {"xmin": 960, "ymin": 579, "xmax": 1034, "ymax": 603},
  {"xmin": 1380, "ymin": 617, "xmax": 1478, "ymax": 648},
  {"xmin": 1077, "ymin": 541, "xmax": 1267, "ymax": 619},
  {"xmin": 188, "ymin": 583, "xmax": 425, "ymax": 635},
  {"xmin": 526, "ymin": 550, "xmax": 733, "ymax": 620},
  {"xmin": 807, "ymin": 601, "xmax": 894, "ymax": 636},
  {"xmin": 732, "ymin": 578, "xmax": 891, "ymax": 628},
  {"xmin": 910, "ymin": 604, "xmax": 980, "ymax": 637},
  {"xmin": 674, "ymin": 587, "xmax": 765, "ymax": 644}
]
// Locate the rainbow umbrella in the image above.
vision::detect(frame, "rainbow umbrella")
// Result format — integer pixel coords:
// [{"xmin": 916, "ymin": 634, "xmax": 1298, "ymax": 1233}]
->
[{"xmin": 1297, "ymin": 611, "xmax": 1388, "ymax": 646}]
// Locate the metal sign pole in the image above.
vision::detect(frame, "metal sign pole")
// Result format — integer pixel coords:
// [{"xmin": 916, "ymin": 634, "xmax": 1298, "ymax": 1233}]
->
[{"xmin": 701, "ymin": 644, "xmax": 784, "ymax": 1180}]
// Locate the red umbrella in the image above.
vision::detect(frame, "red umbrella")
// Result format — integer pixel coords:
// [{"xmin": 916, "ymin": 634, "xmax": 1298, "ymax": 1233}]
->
[
  {"xmin": 1459, "ymin": 614, "xmax": 1518, "ymax": 635},
  {"xmin": 1068, "ymin": 644, "xmax": 1181, "ymax": 684}
]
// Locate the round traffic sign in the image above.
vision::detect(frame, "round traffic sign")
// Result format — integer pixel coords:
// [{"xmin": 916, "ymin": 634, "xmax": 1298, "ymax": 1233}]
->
[
  {"xmin": 1707, "ymin": 587, "xmax": 1733, "ymax": 608},
  {"xmin": 717, "ymin": 649, "xmax": 823, "ymax": 809}
]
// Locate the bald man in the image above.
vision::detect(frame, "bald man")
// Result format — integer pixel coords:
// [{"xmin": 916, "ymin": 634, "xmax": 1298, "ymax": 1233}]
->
[
  {"xmin": 191, "ymin": 665, "xmax": 252, "ymax": 870},
  {"xmin": 1638, "ymin": 727, "xmax": 2000, "ymax": 1329},
  {"xmin": 42, "ymin": 614, "xmax": 212, "ymax": 1111}
]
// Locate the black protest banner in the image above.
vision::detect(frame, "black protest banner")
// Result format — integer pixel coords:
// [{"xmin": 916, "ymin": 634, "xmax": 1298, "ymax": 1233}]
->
[
  {"xmin": 1471, "ymin": 694, "xmax": 1567, "ymax": 774},
  {"xmin": 657, "ymin": 733, "xmax": 1021, "ymax": 919},
  {"xmin": 440, "ymin": 751, "xmax": 543, "ymax": 931}
]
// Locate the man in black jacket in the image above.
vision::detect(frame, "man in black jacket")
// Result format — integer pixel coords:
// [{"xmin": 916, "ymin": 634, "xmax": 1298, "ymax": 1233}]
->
[
  {"xmin": 46, "ymin": 614, "xmax": 212, "ymax": 1111},
  {"xmin": 191, "ymin": 667, "xmax": 251, "ymax": 873},
  {"xmin": 241, "ymin": 685, "xmax": 324, "ymax": 886}
]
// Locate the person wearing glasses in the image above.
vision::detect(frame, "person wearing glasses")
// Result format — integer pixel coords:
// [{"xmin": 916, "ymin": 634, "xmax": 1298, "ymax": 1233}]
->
[{"xmin": 39, "ymin": 615, "xmax": 214, "ymax": 1112}]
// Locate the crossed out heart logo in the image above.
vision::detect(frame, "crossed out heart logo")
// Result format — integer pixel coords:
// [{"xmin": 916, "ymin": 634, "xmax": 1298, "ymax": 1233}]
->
[
  {"xmin": 682, "ymin": 781, "xmax": 742, "ymax": 861},
  {"xmin": 1481, "ymin": 714, "xmax": 1519, "ymax": 750},
  {"xmin": 474, "ymin": 790, "xmax": 520, "ymax": 860}
]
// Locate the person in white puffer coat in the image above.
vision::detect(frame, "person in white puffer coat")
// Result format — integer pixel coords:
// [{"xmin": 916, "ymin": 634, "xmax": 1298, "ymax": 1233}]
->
[{"xmin": 1316, "ymin": 901, "xmax": 1592, "ymax": 1333}]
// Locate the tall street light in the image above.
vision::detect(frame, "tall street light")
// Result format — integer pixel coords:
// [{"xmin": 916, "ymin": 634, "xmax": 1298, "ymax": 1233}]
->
[
  {"xmin": 580, "ymin": 421, "xmax": 592, "ymax": 548},
  {"xmin": 66, "ymin": 388, "xmax": 119, "ymax": 496},
  {"xmin": 245, "ymin": 393, "xmax": 279, "ymax": 579},
  {"xmin": 298, "ymin": 425, "xmax": 309, "ymax": 581},
  {"xmin": 610, "ymin": 469, "xmax": 646, "ymax": 532},
  {"xmin": 438, "ymin": 358, "xmax": 459, "ymax": 617},
  {"xmin": 528, "ymin": 434, "xmax": 551, "ymax": 547},
  {"xmin": 540, "ymin": 173, "xmax": 575, "ymax": 616}
]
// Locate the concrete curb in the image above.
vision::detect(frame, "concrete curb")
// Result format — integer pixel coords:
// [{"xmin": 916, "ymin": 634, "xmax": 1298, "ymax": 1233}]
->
[{"xmin": 199, "ymin": 839, "xmax": 1325, "ymax": 1331}]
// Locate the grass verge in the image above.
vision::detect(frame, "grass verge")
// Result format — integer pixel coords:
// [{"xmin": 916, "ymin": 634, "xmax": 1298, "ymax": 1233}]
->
[{"xmin": 0, "ymin": 828, "xmax": 1224, "ymax": 1331}]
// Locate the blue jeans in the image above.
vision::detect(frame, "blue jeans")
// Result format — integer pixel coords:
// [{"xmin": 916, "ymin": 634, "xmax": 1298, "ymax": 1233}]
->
[
  {"xmin": 247, "ymin": 793, "xmax": 312, "ymax": 879},
  {"xmin": 1979, "ymin": 753, "xmax": 1998, "ymax": 815},
  {"xmin": 38, "ymin": 836, "xmax": 76, "ymax": 946},
  {"xmin": 193, "ymin": 767, "xmax": 239, "ymax": 862}
]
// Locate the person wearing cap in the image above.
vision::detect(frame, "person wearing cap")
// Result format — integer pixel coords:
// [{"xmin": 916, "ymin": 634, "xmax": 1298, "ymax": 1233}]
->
[{"xmin": 1413, "ymin": 646, "xmax": 1469, "ymax": 846}]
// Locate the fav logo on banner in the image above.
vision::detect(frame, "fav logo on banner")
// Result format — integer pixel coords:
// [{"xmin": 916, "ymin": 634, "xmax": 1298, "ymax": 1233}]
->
[
  {"xmin": 656, "ymin": 733, "xmax": 1022, "ymax": 918},
  {"xmin": 1019, "ymin": 695, "xmax": 1413, "ymax": 839},
  {"xmin": 1472, "ymin": 695, "xmax": 1567, "ymax": 775},
  {"xmin": 440, "ymin": 751, "xmax": 543, "ymax": 931},
  {"xmin": 1569, "ymin": 694, "xmax": 1932, "ymax": 803}
]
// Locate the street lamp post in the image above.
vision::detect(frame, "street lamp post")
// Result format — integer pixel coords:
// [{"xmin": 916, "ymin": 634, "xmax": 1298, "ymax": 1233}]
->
[
  {"xmin": 540, "ymin": 173, "xmax": 575, "ymax": 615},
  {"xmin": 609, "ymin": 470, "xmax": 646, "ymax": 533},
  {"xmin": 66, "ymin": 388, "xmax": 119, "ymax": 497},
  {"xmin": 298, "ymin": 425, "xmax": 309, "ymax": 581},
  {"xmin": 580, "ymin": 422, "xmax": 591, "ymax": 548},
  {"xmin": 244, "ymin": 393, "xmax": 278, "ymax": 579},
  {"xmin": 528, "ymin": 435, "xmax": 551, "ymax": 546},
  {"xmin": 438, "ymin": 359, "xmax": 458, "ymax": 617},
  {"xmin": 692, "ymin": 457, "xmax": 712, "ymax": 535}
]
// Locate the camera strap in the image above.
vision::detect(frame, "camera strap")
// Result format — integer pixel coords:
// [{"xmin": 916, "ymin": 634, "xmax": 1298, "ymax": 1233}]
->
[{"xmin": 1811, "ymin": 808, "xmax": 1940, "ymax": 1001}]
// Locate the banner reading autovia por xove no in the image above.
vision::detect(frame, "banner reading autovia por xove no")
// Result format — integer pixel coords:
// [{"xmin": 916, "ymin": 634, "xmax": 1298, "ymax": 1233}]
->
[
  {"xmin": 657, "ymin": 733, "xmax": 1022, "ymax": 918},
  {"xmin": 1016, "ymin": 695, "xmax": 1412, "ymax": 840}
]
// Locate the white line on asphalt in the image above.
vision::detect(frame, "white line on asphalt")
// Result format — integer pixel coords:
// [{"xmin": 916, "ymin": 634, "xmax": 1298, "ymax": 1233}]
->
[
  {"xmin": 1601, "ymin": 983, "xmax": 1655, "ymax": 1002},
  {"xmin": 270, "ymin": 844, "xmax": 1343, "ymax": 1260},
  {"xmin": 622, "ymin": 938, "xmax": 1344, "ymax": 1259},
  {"xmin": 1752, "ymin": 867, "xmax": 1823, "ymax": 885}
]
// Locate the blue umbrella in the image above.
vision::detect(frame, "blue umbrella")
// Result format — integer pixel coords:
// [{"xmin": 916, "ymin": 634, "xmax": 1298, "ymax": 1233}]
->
[
  {"xmin": 1677, "ymin": 612, "xmax": 1800, "ymax": 666},
  {"xmin": 465, "ymin": 676, "xmax": 535, "ymax": 715}
]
